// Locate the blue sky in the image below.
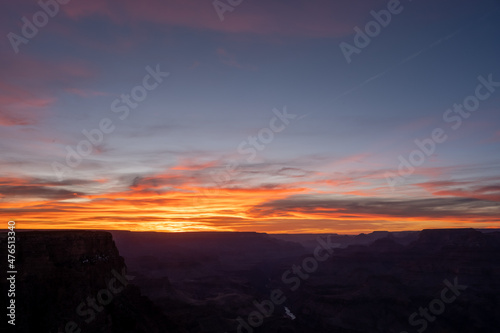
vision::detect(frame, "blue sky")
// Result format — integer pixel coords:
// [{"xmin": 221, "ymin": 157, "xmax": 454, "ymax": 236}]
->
[{"xmin": 1, "ymin": 0, "xmax": 499, "ymax": 232}]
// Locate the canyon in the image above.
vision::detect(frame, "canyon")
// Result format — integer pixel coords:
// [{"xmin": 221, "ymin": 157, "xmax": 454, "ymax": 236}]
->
[{"xmin": 2, "ymin": 228, "xmax": 499, "ymax": 332}]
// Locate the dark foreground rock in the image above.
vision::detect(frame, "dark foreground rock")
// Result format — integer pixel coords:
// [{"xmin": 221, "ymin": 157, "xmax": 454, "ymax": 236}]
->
[{"xmin": 0, "ymin": 231, "xmax": 180, "ymax": 333}]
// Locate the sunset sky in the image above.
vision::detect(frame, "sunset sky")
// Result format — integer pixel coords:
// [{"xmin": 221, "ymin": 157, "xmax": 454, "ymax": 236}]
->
[{"xmin": 1, "ymin": 0, "xmax": 500, "ymax": 233}]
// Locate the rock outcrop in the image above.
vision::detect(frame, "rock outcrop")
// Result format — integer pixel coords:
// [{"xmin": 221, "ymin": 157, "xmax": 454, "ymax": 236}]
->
[{"xmin": 0, "ymin": 231, "xmax": 179, "ymax": 333}]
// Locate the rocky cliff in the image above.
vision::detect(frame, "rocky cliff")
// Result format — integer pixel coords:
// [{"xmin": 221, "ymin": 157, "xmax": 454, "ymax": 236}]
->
[{"xmin": 0, "ymin": 231, "xmax": 179, "ymax": 333}]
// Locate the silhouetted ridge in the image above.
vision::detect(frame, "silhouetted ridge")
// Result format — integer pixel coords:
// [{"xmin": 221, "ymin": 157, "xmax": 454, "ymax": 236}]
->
[
  {"xmin": 0, "ymin": 231, "xmax": 179, "ymax": 333},
  {"xmin": 411, "ymin": 228, "xmax": 499, "ymax": 251}
]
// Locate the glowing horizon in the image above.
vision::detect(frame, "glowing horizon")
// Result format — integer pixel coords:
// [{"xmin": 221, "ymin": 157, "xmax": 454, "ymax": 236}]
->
[{"xmin": 1, "ymin": 0, "xmax": 500, "ymax": 233}]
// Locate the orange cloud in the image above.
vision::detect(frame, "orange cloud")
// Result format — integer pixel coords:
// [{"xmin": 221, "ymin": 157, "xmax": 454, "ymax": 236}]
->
[{"xmin": 2, "ymin": 169, "xmax": 500, "ymax": 234}]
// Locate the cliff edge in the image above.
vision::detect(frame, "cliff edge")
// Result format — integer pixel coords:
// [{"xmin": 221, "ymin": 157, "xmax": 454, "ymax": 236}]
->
[{"xmin": 0, "ymin": 230, "xmax": 179, "ymax": 333}]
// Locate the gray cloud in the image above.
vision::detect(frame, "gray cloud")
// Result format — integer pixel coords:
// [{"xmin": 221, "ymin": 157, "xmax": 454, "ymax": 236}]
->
[{"xmin": 249, "ymin": 195, "xmax": 500, "ymax": 220}]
